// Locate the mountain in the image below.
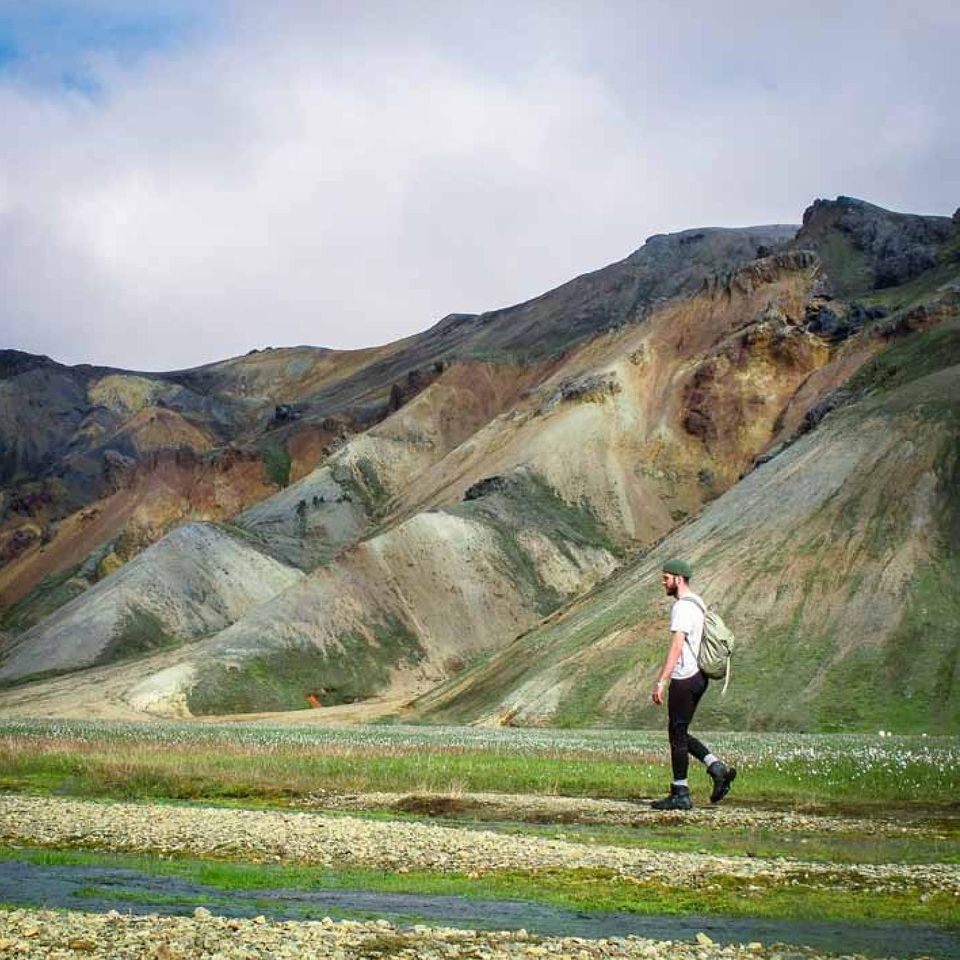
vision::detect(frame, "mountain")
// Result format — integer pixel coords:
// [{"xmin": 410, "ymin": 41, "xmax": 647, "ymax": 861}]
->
[
  {"xmin": 1, "ymin": 197, "xmax": 958, "ymax": 731},
  {"xmin": 413, "ymin": 315, "xmax": 960, "ymax": 733}
]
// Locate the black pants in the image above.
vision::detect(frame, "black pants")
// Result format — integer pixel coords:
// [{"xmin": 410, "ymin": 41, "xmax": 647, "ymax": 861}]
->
[{"xmin": 668, "ymin": 671, "xmax": 710, "ymax": 780}]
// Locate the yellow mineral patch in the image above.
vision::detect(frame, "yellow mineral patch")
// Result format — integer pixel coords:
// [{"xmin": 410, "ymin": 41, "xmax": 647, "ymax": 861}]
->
[
  {"xmin": 123, "ymin": 408, "xmax": 213, "ymax": 454},
  {"xmin": 96, "ymin": 551, "xmax": 124, "ymax": 580},
  {"xmin": 89, "ymin": 375, "xmax": 161, "ymax": 417}
]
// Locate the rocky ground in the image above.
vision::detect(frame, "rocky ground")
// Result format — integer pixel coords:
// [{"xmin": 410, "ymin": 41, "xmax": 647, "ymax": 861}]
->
[
  {"xmin": 0, "ymin": 907, "xmax": 866, "ymax": 960},
  {"xmin": 1, "ymin": 796, "xmax": 957, "ymax": 895},
  {"xmin": 1, "ymin": 795, "xmax": 957, "ymax": 958}
]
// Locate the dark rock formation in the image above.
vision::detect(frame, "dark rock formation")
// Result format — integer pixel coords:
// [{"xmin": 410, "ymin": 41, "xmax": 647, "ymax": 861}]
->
[
  {"xmin": 386, "ymin": 368, "xmax": 436, "ymax": 415},
  {"xmin": 463, "ymin": 476, "xmax": 516, "ymax": 501},
  {"xmin": 101, "ymin": 450, "xmax": 137, "ymax": 493},
  {"xmin": 797, "ymin": 196, "xmax": 954, "ymax": 296}
]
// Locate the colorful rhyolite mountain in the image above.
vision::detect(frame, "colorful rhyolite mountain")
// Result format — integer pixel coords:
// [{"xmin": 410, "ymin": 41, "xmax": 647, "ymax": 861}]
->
[{"xmin": 1, "ymin": 197, "xmax": 957, "ymax": 731}]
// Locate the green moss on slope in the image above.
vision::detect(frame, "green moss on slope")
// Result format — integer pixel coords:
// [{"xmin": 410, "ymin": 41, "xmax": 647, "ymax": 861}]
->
[
  {"xmin": 186, "ymin": 617, "xmax": 426, "ymax": 715},
  {"xmin": 0, "ymin": 563, "xmax": 88, "ymax": 635},
  {"xmin": 330, "ymin": 458, "xmax": 391, "ymax": 519},
  {"xmin": 94, "ymin": 608, "xmax": 181, "ymax": 666},
  {"xmin": 848, "ymin": 316, "xmax": 960, "ymax": 398},
  {"xmin": 447, "ymin": 473, "xmax": 623, "ymax": 618},
  {"xmin": 260, "ymin": 440, "xmax": 292, "ymax": 488}
]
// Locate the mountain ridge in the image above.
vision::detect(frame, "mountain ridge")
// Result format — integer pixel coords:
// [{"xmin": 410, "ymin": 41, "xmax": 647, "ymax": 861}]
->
[{"xmin": 1, "ymin": 196, "xmax": 958, "ymax": 730}]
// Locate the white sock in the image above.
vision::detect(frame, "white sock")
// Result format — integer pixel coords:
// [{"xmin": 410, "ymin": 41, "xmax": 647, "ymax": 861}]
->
[
  {"xmin": 672, "ymin": 779, "xmax": 688, "ymax": 787},
  {"xmin": 703, "ymin": 753, "xmax": 720, "ymax": 767}
]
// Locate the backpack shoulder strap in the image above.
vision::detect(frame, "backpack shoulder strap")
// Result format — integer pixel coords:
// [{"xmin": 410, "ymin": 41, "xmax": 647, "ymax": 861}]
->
[
  {"xmin": 676, "ymin": 596, "xmax": 705, "ymax": 659},
  {"xmin": 679, "ymin": 595, "xmax": 706, "ymax": 614}
]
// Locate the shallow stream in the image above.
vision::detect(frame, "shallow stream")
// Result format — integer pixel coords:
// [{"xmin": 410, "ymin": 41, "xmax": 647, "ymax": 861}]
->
[{"xmin": 3, "ymin": 860, "xmax": 958, "ymax": 958}]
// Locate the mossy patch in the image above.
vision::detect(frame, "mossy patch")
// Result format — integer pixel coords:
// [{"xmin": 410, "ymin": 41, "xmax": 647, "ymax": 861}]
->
[
  {"xmin": 807, "ymin": 231, "xmax": 873, "ymax": 299},
  {"xmin": 186, "ymin": 617, "xmax": 426, "ymax": 715},
  {"xmin": 813, "ymin": 440, "xmax": 960, "ymax": 734},
  {"xmin": 551, "ymin": 641, "xmax": 653, "ymax": 728},
  {"xmin": 0, "ymin": 563, "xmax": 89, "ymax": 634},
  {"xmin": 260, "ymin": 439, "xmax": 292, "ymax": 488},
  {"xmin": 94, "ymin": 607, "xmax": 181, "ymax": 666},
  {"xmin": 447, "ymin": 472, "xmax": 622, "ymax": 619},
  {"xmin": 847, "ymin": 316, "xmax": 960, "ymax": 398},
  {"xmin": 322, "ymin": 457, "xmax": 392, "ymax": 521}
]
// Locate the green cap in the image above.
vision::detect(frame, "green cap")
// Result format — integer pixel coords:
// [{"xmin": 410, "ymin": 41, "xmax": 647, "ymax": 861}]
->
[{"xmin": 663, "ymin": 559, "xmax": 693, "ymax": 580}]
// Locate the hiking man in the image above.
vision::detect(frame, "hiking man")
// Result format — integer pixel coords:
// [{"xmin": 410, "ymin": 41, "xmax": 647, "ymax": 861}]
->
[{"xmin": 650, "ymin": 558, "xmax": 735, "ymax": 810}]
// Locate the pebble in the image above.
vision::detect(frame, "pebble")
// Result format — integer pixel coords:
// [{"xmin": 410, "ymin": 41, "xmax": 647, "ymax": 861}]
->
[
  {"xmin": 0, "ymin": 796, "xmax": 955, "ymax": 896},
  {"xmin": 0, "ymin": 908, "xmax": 891, "ymax": 959}
]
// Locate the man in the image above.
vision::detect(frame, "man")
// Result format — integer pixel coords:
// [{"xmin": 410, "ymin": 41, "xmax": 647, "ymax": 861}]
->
[{"xmin": 650, "ymin": 558, "xmax": 735, "ymax": 810}]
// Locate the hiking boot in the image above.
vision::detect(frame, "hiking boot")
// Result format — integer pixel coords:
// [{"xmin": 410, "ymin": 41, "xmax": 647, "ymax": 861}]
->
[
  {"xmin": 708, "ymin": 761, "xmax": 736, "ymax": 803},
  {"xmin": 651, "ymin": 784, "xmax": 692, "ymax": 810}
]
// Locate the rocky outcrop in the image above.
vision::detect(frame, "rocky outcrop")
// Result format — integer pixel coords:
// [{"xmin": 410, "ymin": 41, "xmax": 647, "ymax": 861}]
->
[{"xmin": 797, "ymin": 196, "xmax": 956, "ymax": 296}]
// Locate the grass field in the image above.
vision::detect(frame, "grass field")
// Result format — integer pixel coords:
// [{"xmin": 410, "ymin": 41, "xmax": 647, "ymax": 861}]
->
[
  {"xmin": 0, "ymin": 719, "xmax": 956, "ymax": 809},
  {"xmin": 0, "ymin": 719, "xmax": 958, "ymax": 949}
]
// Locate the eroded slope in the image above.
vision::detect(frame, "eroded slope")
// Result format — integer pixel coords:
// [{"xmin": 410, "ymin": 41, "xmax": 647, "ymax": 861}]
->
[{"xmin": 414, "ymin": 318, "xmax": 960, "ymax": 732}]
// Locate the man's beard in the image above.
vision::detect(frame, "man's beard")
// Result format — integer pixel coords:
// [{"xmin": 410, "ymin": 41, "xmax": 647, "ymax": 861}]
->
[{"xmin": 665, "ymin": 583, "xmax": 678, "ymax": 597}]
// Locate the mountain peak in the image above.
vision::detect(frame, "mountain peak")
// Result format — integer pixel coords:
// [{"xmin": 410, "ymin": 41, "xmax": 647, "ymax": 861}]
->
[{"xmin": 797, "ymin": 195, "xmax": 957, "ymax": 296}]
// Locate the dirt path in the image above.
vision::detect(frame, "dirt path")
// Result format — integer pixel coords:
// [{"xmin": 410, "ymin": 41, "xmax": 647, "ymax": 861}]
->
[{"xmin": 306, "ymin": 789, "xmax": 955, "ymax": 837}]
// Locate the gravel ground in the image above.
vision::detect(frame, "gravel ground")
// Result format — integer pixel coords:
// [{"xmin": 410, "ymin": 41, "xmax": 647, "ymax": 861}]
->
[
  {"xmin": 0, "ymin": 907, "xmax": 895, "ymax": 960},
  {"xmin": 306, "ymin": 791, "xmax": 952, "ymax": 838},
  {"xmin": 1, "ymin": 796, "xmax": 957, "ymax": 895}
]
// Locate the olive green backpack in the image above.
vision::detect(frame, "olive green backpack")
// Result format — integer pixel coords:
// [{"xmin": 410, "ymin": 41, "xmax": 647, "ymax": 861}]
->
[{"xmin": 681, "ymin": 596, "xmax": 735, "ymax": 694}]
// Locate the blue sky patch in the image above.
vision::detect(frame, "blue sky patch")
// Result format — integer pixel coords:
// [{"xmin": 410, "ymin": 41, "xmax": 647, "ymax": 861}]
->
[{"xmin": 0, "ymin": 2, "xmax": 214, "ymax": 94}]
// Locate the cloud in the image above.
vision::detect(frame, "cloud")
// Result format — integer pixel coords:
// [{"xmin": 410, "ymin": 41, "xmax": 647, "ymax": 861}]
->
[{"xmin": 1, "ymin": 0, "xmax": 958, "ymax": 370}]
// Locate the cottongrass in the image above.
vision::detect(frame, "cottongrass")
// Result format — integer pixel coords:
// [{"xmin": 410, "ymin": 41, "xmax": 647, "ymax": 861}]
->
[{"xmin": 1, "ymin": 718, "xmax": 956, "ymax": 800}]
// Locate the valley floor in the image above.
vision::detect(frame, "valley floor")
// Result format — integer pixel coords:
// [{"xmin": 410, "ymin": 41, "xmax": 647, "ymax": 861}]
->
[
  {"xmin": 0, "ymin": 723, "xmax": 957, "ymax": 959},
  {"xmin": 1, "ymin": 793, "xmax": 959, "ymax": 959}
]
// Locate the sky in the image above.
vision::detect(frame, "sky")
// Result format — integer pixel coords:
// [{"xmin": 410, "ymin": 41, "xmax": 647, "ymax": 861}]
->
[{"xmin": 0, "ymin": 1, "xmax": 957, "ymax": 371}]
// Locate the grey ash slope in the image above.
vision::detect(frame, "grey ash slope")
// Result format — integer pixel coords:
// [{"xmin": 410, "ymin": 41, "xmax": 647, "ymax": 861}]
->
[{"xmin": 0, "ymin": 524, "xmax": 303, "ymax": 683}]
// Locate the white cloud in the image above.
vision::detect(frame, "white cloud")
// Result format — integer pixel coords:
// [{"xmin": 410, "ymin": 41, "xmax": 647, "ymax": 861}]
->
[{"xmin": 1, "ymin": 0, "xmax": 957, "ymax": 369}]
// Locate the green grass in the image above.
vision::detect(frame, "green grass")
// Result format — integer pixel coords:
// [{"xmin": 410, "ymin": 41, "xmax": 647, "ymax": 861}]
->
[
  {"xmin": 0, "ymin": 845, "xmax": 956, "ymax": 930},
  {"xmin": 94, "ymin": 607, "xmax": 181, "ymax": 666},
  {"xmin": 260, "ymin": 439, "xmax": 292, "ymax": 488},
  {"xmin": 847, "ymin": 316, "xmax": 960, "ymax": 398},
  {"xmin": 860, "ymin": 259, "xmax": 960, "ymax": 312},
  {"xmin": 0, "ymin": 722, "xmax": 957, "ymax": 809},
  {"xmin": 479, "ymin": 819, "xmax": 960, "ymax": 865},
  {"xmin": 185, "ymin": 617, "xmax": 426, "ymax": 715}
]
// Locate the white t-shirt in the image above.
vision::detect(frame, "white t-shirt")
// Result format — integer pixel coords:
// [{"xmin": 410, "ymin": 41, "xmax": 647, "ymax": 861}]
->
[{"xmin": 669, "ymin": 592, "xmax": 705, "ymax": 680}]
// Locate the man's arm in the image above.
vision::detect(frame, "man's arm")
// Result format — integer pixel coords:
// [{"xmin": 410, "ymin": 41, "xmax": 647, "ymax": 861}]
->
[{"xmin": 651, "ymin": 631, "xmax": 686, "ymax": 705}]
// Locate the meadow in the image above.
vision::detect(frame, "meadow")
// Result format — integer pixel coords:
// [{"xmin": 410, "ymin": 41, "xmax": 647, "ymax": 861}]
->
[
  {"xmin": 0, "ymin": 719, "xmax": 958, "ymax": 955},
  {"xmin": 0, "ymin": 719, "xmax": 956, "ymax": 808}
]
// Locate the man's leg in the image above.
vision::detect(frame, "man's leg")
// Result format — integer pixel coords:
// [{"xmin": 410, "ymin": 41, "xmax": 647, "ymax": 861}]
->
[
  {"xmin": 652, "ymin": 674, "xmax": 705, "ymax": 810},
  {"xmin": 685, "ymin": 683, "xmax": 737, "ymax": 803},
  {"xmin": 668, "ymin": 672, "xmax": 707, "ymax": 781}
]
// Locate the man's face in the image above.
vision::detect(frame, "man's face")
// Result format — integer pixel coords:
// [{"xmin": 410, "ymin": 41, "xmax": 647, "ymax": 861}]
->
[{"xmin": 662, "ymin": 571, "xmax": 680, "ymax": 597}]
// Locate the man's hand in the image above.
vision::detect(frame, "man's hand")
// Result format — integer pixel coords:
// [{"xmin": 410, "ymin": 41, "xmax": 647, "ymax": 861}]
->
[{"xmin": 651, "ymin": 680, "xmax": 665, "ymax": 705}]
